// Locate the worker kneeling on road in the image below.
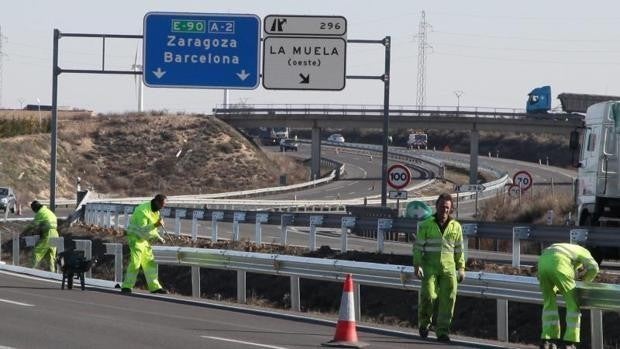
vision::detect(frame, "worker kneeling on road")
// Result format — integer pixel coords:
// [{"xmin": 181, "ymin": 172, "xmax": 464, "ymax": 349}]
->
[
  {"xmin": 29, "ymin": 200, "xmax": 59, "ymax": 272},
  {"xmin": 121, "ymin": 194, "xmax": 168, "ymax": 295},
  {"xmin": 412, "ymin": 193, "xmax": 465, "ymax": 343},
  {"xmin": 537, "ymin": 243, "xmax": 599, "ymax": 349}
]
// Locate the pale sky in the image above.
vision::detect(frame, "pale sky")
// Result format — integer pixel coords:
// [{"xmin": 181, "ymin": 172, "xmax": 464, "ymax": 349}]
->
[{"xmin": 1, "ymin": 0, "xmax": 619, "ymax": 114}]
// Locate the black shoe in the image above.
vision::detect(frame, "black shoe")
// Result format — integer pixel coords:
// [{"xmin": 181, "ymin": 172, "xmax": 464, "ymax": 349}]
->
[
  {"xmin": 120, "ymin": 287, "xmax": 132, "ymax": 294},
  {"xmin": 562, "ymin": 342, "xmax": 577, "ymax": 349},
  {"xmin": 151, "ymin": 288, "xmax": 168, "ymax": 294},
  {"xmin": 437, "ymin": 334, "xmax": 451, "ymax": 343},
  {"xmin": 540, "ymin": 340, "xmax": 558, "ymax": 349},
  {"xmin": 419, "ymin": 327, "xmax": 429, "ymax": 339}
]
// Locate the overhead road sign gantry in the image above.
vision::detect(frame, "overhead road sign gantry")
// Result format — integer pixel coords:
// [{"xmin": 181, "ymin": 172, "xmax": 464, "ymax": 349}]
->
[
  {"xmin": 143, "ymin": 12, "xmax": 260, "ymax": 89},
  {"xmin": 262, "ymin": 15, "xmax": 347, "ymax": 91}
]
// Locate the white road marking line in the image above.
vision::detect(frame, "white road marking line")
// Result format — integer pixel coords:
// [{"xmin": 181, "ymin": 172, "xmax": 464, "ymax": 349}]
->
[
  {"xmin": 0, "ymin": 345, "xmax": 17, "ymax": 349},
  {"xmin": 201, "ymin": 336, "xmax": 289, "ymax": 349},
  {"xmin": 0, "ymin": 298, "xmax": 34, "ymax": 307}
]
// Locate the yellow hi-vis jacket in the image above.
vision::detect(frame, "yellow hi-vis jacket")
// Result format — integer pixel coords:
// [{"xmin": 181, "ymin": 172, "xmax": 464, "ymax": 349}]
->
[
  {"xmin": 33, "ymin": 205, "xmax": 58, "ymax": 237},
  {"xmin": 539, "ymin": 243, "xmax": 598, "ymax": 291},
  {"xmin": 413, "ymin": 215, "xmax": 465, "ymax": 273},
  {"xmin": 126, "ymin": 201, "xmax": 162, "ymax": 241}
]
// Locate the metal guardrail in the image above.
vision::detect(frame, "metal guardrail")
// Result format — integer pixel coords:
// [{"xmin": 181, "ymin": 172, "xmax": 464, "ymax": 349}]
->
[
  {"xmin": 152, "ymin": 247, "xmax": 617, "ymax": 349},
  {"xmin": 83, "ymin": 204, "xmax": 620, "ymax": 253}
]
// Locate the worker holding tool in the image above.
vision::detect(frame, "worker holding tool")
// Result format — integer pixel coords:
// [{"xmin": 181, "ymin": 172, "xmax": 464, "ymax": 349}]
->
[
  {"xmin": 121, "ymin": 194, "xmax": 168, "ymax": 294},
  {"xmin": 412, "ymin": 193, "xmax": 465, "ymax": 343},
  {"xmin": 537, "ymin": 243, "xmax": 599, "ymax": 349},
  {"xmin": 29, "ymin": 200, "xmax": 59, "ymax": 272}
]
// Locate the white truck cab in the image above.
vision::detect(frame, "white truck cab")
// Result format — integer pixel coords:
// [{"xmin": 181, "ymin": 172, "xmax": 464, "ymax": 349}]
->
[
  {"xmin": 577, "ymin": 101, "xmax": 620, "ymax": 226},
  {"xmin": 575, "ymin": 101, "xmax": 620, "ymax": 262}
]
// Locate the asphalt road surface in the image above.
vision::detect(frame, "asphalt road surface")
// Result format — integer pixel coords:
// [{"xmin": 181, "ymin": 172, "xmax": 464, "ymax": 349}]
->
[{"xmin": 0, "ymin": 271, "xmax": 522, "ymax": 349}]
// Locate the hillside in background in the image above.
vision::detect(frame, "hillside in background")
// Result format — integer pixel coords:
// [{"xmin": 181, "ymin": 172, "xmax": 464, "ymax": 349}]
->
[{"xmin": 0, "ymin": 112, "xmax": 308, "ymax": 204}]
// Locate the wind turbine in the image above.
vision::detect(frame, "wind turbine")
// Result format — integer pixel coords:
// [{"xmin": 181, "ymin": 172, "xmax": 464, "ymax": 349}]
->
[{"xmin": 131, "ymin": 45, "xmax": 144, "ymax": 112}]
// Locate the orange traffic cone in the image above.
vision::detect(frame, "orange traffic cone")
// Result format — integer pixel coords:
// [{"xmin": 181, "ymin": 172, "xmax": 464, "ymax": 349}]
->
[{"xmin": 322, "ymin": 274, "xmax": 368, "ymax": 348}]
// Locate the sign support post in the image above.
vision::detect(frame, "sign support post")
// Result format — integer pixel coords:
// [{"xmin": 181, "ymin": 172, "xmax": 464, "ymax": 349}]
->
[{"xmin": 347, "ymin": 37, "xmax": 391, "ymax": 207}]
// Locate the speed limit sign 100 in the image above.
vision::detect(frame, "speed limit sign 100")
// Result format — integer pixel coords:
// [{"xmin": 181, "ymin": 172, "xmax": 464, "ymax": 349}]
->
[
  {"xmin": 513, "ymin": 170, "xmax": 533, "ymax": 191},
  {"xmin": 387, "ymin": 164, "xmax": 411, "ymax": 190}
]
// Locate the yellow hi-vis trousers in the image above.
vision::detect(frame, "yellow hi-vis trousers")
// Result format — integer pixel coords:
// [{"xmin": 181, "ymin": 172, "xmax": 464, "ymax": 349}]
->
[
  {"xmin": 121, "ymin": 234, "xmax": 163, "ymax": 292},
  {"xmin": 32, "ymin": 228, "xmax": 59, "ymax": 272}
]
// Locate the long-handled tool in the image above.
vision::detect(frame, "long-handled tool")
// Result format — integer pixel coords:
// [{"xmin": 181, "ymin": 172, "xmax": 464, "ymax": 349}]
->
[{"xmin": 160, "ymin": 224, "xmax": 174, "ymax": 240}]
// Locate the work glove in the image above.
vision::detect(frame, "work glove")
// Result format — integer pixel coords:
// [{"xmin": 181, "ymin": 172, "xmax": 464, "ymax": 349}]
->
[
  {"xmin": 155, "ymin": 218, "xmax": 165, "ymax": 228},
  {"xmin": 157, "ymin": 236, "xmax": 165, "ymax": 244},
  {"xmin": 415, "ymin": 266, "xmax": 424, "ymax": 280},
  {"xmin": 457, "ymin": 269, "xmax": 465, "ymax": 283}
]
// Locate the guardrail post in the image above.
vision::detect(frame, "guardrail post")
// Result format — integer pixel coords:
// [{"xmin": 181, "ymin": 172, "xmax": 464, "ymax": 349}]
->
[
  {"xmin": 49, "ymin": 237, "xmax": 64, "ymax": 274},
  {"xmin": 497, "ymin": 299, "xmax": 508, "ymax": 342},
  {"xmin": 174, "ymin": 209, "xmax": 186, "ymax": 235},
  {"xmin": 191, "ymin": 210, "xmax": 204, "ymax": 241},
  {"xmin": 376, "ymin": 218, "xmax": 392, "ymax": 253},
  {"xmin": 309, "ymin": 215, "xmax": 323, "ymax": 251},
  {"xmin": 461, "ymin": 223, "xmax": 478, "ymax": 262},
  {"xmin": 340, "ymin": 217, "xmax": 356, "ymax": 252},
  {"xmin": 12, "ymin": 232, "xmax": 20, "ymax": 266},
  {"xmin": 191, "ymin": 266, "xmax": 200, "ymax": 298},
  {"xmin": 104, "ymin": 243, "xmax": 123, "ymax": 283},
  {"xmin": 113, "ymin": 207, "xmax": 120, "ymax": 230},
  {"xmin": 569, "ymin": 228, "xmax": 588, "ymax": 245},
  {"xmin": 233, "ymin": 212, "xmax": 246, "ymax": 241},
  {"xmin": 280, "ymin": 214, "xmax": 294, "ymax": 245},
  {"xmin": 512, "ymin": 226, "xmax": 530, "ymax": 267},
  {"xmin": 255, "ymin": 213, "xmax": 269, "ymax": 243},
  {"xmin": 161, "ymin": 207, "xmax": 171, "ymax": 231},
  {"xmin": 104, "ymin": 205, "xmax": 112, "ymax": 228},
  {"xmin": 354, "ymin": 281, "xmax": 361, "ymax": 321},
  {"xmin": 124, "ymin": 206, "xmax": 133, "ymax": 229},
  {"xmin": 74, "ymin": 239, "xmax": 93, "ymax": 278},
  {"xmin": 290, "ymin": 275, "xmax": 300, "ymax": 311},
  {"xmin": 92, "ymin": 204, "xmax": 99, "ymax": 226},
  {"xmin": 237, "ymin": 270, "xmax": 246, "ymax": 303},
  {"xmin": 211, "ymin": 211, "xmax": 224, "ymax": 241},
  {"xmin": 591, "ymin": 309, "xmax": 603, "ymax": 349}
]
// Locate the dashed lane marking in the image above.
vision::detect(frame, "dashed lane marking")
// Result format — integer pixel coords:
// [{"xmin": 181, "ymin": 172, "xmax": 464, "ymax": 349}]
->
[
  {"xmin": 0, "ymin": 298, "xmax": 34, "ymax": 307},
  {"xmin": 201, "ymin": 336, "xmax": 289, "ymax": 349}
]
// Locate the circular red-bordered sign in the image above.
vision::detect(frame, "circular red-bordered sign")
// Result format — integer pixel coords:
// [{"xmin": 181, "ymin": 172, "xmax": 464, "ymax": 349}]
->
[
  {"xmin": 387, "ymin": 164, "xmax": 411, "ymax": 190},
  {"xmin": 507, "ymin": 184, "xmax": 522, "ymax": 199},
  {"xmin": 513, "ymin": 170, "xmax": 533, "ymax": 191}
]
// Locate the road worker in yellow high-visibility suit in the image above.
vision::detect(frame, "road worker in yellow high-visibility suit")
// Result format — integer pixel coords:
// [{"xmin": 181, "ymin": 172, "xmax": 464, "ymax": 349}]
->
[
  {"xmin": 30, "ymin": 200, "xmax": 59, "ymax": 272},
  {"xmin": 413, "ymin": 193, "xmax": 465, "ymax": 343},
  {"xmin": 121, "ymin": 194, "xmax": 168, "ymax": 294},
  {"xmin": 537, "ymin": 243, "xmax": 598, "ymax": 349}
]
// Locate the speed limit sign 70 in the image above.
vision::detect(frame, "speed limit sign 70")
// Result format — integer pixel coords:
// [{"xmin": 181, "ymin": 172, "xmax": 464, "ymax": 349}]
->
[
  {"xmin": 387, "ymin": 164, "xmax": 411, "ymax": 190},
  {"xmin": 513, "ymin": 170, "xmax": 533, "ymax": 191}
]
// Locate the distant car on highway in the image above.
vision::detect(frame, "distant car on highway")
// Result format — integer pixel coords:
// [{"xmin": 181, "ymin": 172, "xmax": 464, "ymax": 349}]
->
[
  {"xmin": 0, "ymin": 186, "xmax": 17, "ymax": 213},
  {"xmin": 327, "ymin": 133, "xmax": 345, "ymax": 143},
  {"xmin": 279, "ymin": 138, "xmax": 299, "ymax": 152}
]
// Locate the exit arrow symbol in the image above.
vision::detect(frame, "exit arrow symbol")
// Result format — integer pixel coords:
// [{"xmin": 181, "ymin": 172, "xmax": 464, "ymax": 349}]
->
[
  {"xmin": 299, "ymin": 73, "xmax": 310, "ymax": 84},
  {"xmin": 152, "ymin": 68, "xmax": 166, "ymax": 79},
  {"xmin": 236, "ymin": 69, "xmax": 250, "ymax": 81}
]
